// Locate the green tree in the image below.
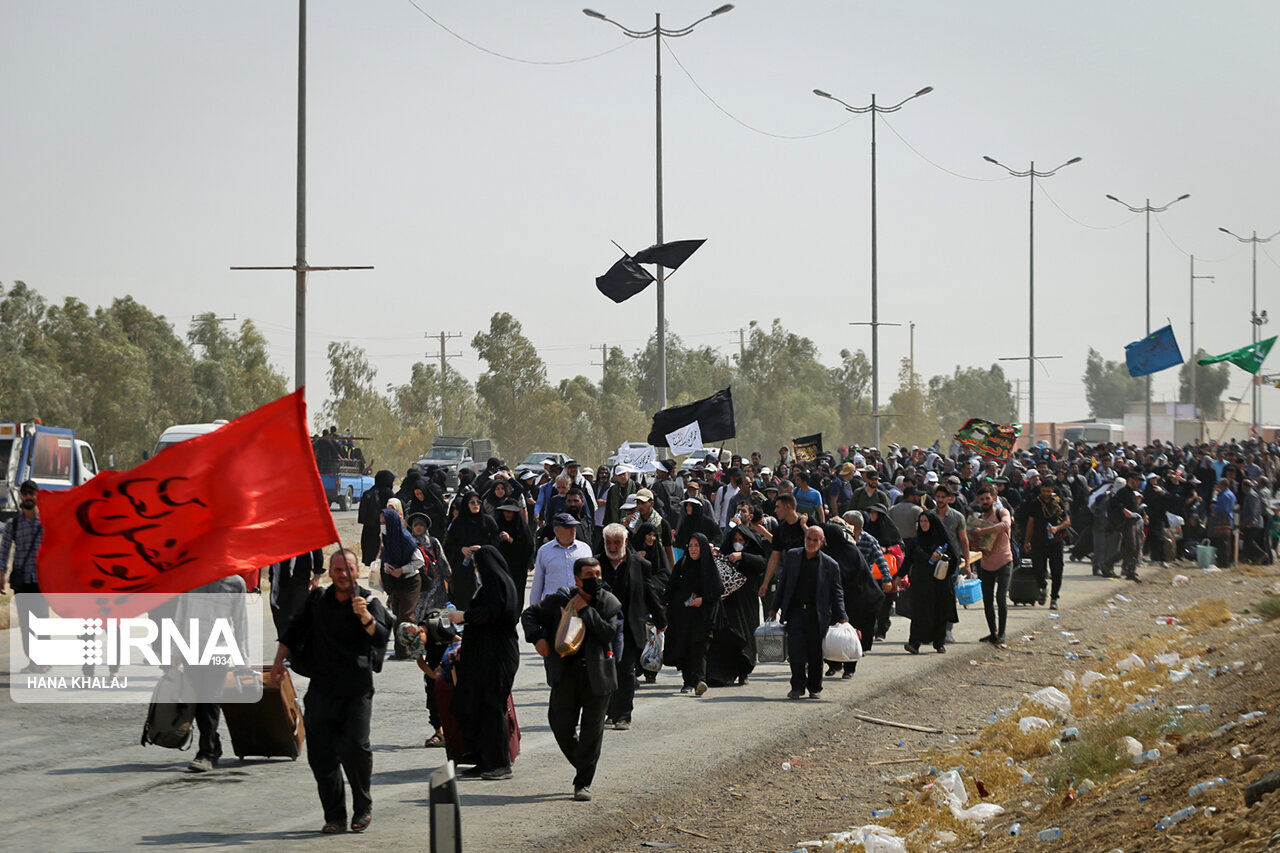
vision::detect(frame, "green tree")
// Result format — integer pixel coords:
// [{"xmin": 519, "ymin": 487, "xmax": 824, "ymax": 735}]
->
[
  {"xmin": 734, "ymin": 319, "xmax": 839, "ymax": 455},
  {"xmin": 1178, "ymin": 349, "xmax": 1231, "ymax": 420},
  {"xmin": 884, "ymin": 358, "xmax": 937, "ymax": 448},
  {"xmin": 827, "ymin": 348, "xmax": 872, "ymax": 447},
  {"xmin": 188, "ymin": 314, "xmax": 287, "ymax": 422},
  {"xmin": 472, "ymin": 313, "xmax": 568, "ymax": 459},
  {"xmin": 391, "ymin": 361, "xmax": 488, "ymax": 443},
  {"xmin": 1083, "ymin": 348, "xmax": 1142, "ymax": 418},
  {"xmin": 321, "ymin": 342, "xmax": 416, "ymax": 474},
  {"xmin": 632, "ymin": 326, "xmax": 733, "ymax": 415},
  {"xmin": 598, "ymin": 346, "xmax": 650, "ymax": 446},
  {"xmin": 0, "ymin": 281, "xmax": 75, "ymax": 429},
  {"xmin": 557, "ymin": 375, "xmax": 608, "ymax": 464},
  {"xmin": 927, "ymin": 364, "xmax": 1016, "ymax": 437}
]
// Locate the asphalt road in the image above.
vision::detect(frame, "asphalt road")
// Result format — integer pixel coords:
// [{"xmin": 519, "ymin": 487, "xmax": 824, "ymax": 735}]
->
[{"xmin": 0, "ymin": 560, "xmax": 1125, "ymax": 852}]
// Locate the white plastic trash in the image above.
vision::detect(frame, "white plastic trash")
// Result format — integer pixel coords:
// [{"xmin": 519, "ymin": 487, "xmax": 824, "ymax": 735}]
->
[
  {"xmin": 821, "ymin": 622, "xmax": 863, "ymax": 662},
  {"xmin": 1153, "ymin": 652, "xmax": 1181, "ymax": 667},
  {"xmin": 1029, "ymin": 686, "xmax": 1072, "ymax": 716},
  {"xmin": 1116, "ymin": 653, "xmax": 1145, "ymax": 674},
  {"xmin": 1115, "ymin": 736, "xmax": 1143, "ymax": 758},
  {"xmin": 1018, "ymin": 716, "xmax": 1051, "ymax": 732},
  {"xmin": 1080, "ymin": 670, "xmax": 1108, "ymax": 689}
]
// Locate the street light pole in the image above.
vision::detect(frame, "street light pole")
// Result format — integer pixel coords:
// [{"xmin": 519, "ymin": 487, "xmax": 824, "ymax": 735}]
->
[
  {"xmin": 1219, "ymin": 226, "xmax": 1279, "ymax": 435},
  {"xmin": 1190, "ymin": 255, "xmax": 1215, "ymax": 441},
  {"xmin": 584, "ymin": 5, "xmax": 734, "ymax": 411},
  {"xmin": 814, "ymin": 85, "xmax": 933, "ymax": 449},
  {"xmin": 985, "ymin": 155, "xmax": 1082, "ymax": 444},
  {"xmin": 1105, "ymin": 193, "xmax": 1190, "ymax": 444}
]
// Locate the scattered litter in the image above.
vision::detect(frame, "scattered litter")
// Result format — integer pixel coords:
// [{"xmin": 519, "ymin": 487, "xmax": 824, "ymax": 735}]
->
[
  {"xmin": 1189, "ymin": 776, "xmax": 1229, "ymax": 797},
  {"xmin": 1116, "ymin": 736, "xmax": 1143, "ymax": 758},
  {"xmin": 1212, "ymin": 721, "xmax": 1238, "ymax": 737},
  {"xmin": 1009, "ymin": 823, "xmax": 1021, "ymax": 836},
  {"xmin": 1131, "ymin": 748, "xmax": 1161, "ymax": 766},
  {"xmin": 1023, "ymin": 635, "xmax": 1037, "ymax": 642},
  {"xmin": 1061, "ymin": 727, "xmax": 1080, "ymax": 741},
  {"xmin": 1081, "ymin": 670, "xmax": 1109, "ymax": 689},
  {"xmin": 1168, "ymin": 669, "xmax": 1192, "ymax": 683},
  {"xmin": 1155, "ymin": 617, "xmax": 1178, "ymax": 626},
  {"xmin": 1037, "ymin": 827, "xmax": 1064, "ymax": 841},
  {"xmin": 1116, "ymin": 653, "xmax": 1145, "ymax": 674},
  {"xmin": 1239, "ymin": 710, "xmax": 1267, "ymax": 724},
  {"xmin": 1076, "ymin": 778, "xmax": 1096, "ymax": 796},
  {"xmin": 1172, "ymin": 574, "xmax": 1190, "ymax": 586},
  {"xmin": 781, "ymin": 762, "xmax": 792, "ymax": 771},
  {"xmin": 1019, "ymin": 716, "xmax": 1051, "ymax": 732},
  {"xmin": 1029, "ymin": 686, "xmax": 1072, "ymax": 716},
  {"xmin": 1153, "ymin": 652, "xmax": 1181, "ymax": 666},
  {"xmin": 1155, "ymin": 805, "xmax": 1196, "ymax": 830}
]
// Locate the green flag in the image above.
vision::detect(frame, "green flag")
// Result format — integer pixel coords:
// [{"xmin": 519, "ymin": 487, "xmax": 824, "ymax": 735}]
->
[{"xmin": 1198, "ymin": 336, "xmax": 1277, "ymax": 374}]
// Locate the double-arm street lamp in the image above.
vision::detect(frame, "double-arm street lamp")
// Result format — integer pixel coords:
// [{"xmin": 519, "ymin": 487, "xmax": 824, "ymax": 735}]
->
[
  {"xmin": 584, "ymin": 5, "xmax": 734, "ymax": 410},
  {"xmin": 1219, "ymin": 226, "xmax": 1279, "ymax": 434},
  {"xmin": 1105, "ymin": 193, "xmax": 1191, "ymax": 443},
  {"xmin": 813, "ymin": 85, "xmax": 933, "ymax": 450},
  {"xmin": 984, "ymin": 156, "xmax": 1082, "ymax": 444}
]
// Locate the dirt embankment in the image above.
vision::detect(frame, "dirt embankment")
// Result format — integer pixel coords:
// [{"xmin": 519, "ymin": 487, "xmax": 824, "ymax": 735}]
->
[{"xmin": 562, "ymin": 564, "xmax": 1280, "ymax": 853}]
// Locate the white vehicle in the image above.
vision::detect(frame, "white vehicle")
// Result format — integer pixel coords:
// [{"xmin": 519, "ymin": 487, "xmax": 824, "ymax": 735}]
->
[
  {"xmin": 1062, "ymin": 423, "xmax": 1124, "ymax": 445},
  {"xmin": 152, "ymin": 420, "xmax": 230, "ymax": 457}
]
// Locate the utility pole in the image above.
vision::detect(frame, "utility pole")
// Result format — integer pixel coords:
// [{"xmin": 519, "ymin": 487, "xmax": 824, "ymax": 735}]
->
[
  {"xmin": 1189, "ymin": 255, "xmax": 1215, "ymax": 442},
  {"xmin": 1015, "ymin": 378, "xmax": 1021, "ymax": 425},
  {"xmin": 908, "ymin": 321, "xmax": 916, "ymax": 380},
  {"xmin": 738, "ymin": 328, "xmax": 746, "ymax": 361},
  {"xmin": 591, "ymin": 343, "xmax": 609, "ymax": 383},
  {"xmin": 429, "ymin": 331, "xmax": 463, "ymax": 431},
  {"xmin": 231, "ymin": 0, "xmax": 372, "ymax": 393},
  {"xmin": 1220, "ymin": 226, "xmax": 1278, "ymax": 435}
]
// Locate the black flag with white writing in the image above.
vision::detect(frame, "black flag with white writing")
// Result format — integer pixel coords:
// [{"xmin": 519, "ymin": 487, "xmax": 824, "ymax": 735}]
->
[{"xmin": 647, "ymin": 387, "xmax": 736, "ymax": 447}]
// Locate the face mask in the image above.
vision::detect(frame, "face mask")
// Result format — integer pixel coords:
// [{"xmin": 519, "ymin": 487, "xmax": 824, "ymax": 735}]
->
[
  {"xmin": 580, "ymin": 576, "xmax": 602, "ymax": 597},
  {"xmin": 732, "ymin": 541, "xmax": 745, "ymax": 552}
]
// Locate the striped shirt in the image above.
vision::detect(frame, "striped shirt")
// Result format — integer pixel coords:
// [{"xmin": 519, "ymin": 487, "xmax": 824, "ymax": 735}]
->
[{"xmin": 1, "ymin": 514, "xmax": 43, "ymax": 587}]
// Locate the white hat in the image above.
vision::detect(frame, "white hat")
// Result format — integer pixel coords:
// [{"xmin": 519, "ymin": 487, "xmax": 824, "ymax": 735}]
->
[
  {"xmin": 542, "ymin": 458, "xmax": 556, "ymax": 466},
  {"xmin": 614, "ymin": 463, "xmax": 638, "ymax": 475},
  {"xmin": 925, "ymin": 471, "xmax": 939, "ymax": 483},
  {"xmin": 621, "ymin": 496, "xmax": 640, "ymax": 510},
  {"xmin": 759, "ymin": 466, "xmax": 772, "ymax": 476}
]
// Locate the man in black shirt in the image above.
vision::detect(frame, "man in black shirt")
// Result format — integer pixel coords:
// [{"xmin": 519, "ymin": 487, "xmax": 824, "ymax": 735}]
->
[
  {"xmin": 1105, "ymin": 469, "xmax": 1144, "ymax": 582},
  {"xmin": 767, "ymin": 526, "xmax": 848, "ymax": 699},
  {"xmin": 272, "ymin": 549, "xmax": 394, "ymax": 835},
  {"xmin": 1023, "ymin": 480, "xmax": 1071, "ymax": 609},
  {"xmin": 597, "ymin": 525, "xmax": 667, "ymax": 730},
  {"xmin": 758, "ymin": 494, "xmax": 806, "ymax": 599}
]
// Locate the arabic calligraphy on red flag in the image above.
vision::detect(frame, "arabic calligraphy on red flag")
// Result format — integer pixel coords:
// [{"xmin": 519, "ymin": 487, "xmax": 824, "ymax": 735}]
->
[{"xmin": 37, "ymin": 389, "xmax": 338, "ymax": 616}]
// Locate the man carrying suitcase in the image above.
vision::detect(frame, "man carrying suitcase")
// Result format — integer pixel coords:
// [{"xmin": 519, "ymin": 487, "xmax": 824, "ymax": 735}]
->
[{"xmin": 272, "ymin": 549, "xmax": 393, "ymax": 834}]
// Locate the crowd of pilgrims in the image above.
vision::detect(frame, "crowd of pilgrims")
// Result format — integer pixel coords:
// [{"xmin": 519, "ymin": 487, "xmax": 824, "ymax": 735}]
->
[{"xmin": 349, "ymin": 437, "xmax": 1280, "ymax": 783}]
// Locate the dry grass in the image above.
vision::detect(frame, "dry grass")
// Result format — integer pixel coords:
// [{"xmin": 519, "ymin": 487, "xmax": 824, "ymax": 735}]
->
[
  {"xmin": 1177, "ymin": 598, "xmax": 1232, "ymax": 631},
  {"xmin": 1256, "ymin": 595, "xmax": 1280, "ymax": 621}
]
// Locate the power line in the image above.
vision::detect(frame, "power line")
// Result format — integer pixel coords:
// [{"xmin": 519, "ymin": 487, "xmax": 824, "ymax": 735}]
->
[
  {"xmin": 1035, "ymin": 181, "xmax": 1137, "ymax": 231},
  {"xmin": 404, "ymin": 0, "xmax": 635, "ymax": 65},
  {"xmin": 877, "ymin": 116, "xmax": 1011, "ymax": 183},
  {"xmin": 662, "ymin": 41, "xmax": 856, "ymax": 140},
  {"xmin": 1151, "ymin": 213, "xmax": 1247, "ymax": 263}
]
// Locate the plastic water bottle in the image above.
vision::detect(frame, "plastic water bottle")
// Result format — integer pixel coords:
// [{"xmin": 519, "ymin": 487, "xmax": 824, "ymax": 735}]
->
[
  {"xmin": 1175, "ymin": 704, "xmax": 1211, "ymax": 713},
  {"xmin": 1239, "ymin": 711, "xmax": 1267, "ymax": 723},
  {"xmin": 871, "ymin": 808, "xmax": 894, "ymax": 818},
  {"xmin": 1132, "ymin": 748, "xmax": 1161, "ymax": 765},
  {"xmin": 1061, "ymin": 727, "xmax": 1080, "ymax": 741},
  {"xmin": 1156, "ymin": 806, "xmax": 1196, "ymax": 830},
  {"xmin": 1212, "ymin": 721, "xmax": 1237, "ymax": 737},
  {"xmin": 1009, "ymin": 823, "xmax": 1021, "ymax": 836},
  {"xmin": 1189, "ymin": 777, "xmax": 1228, "ymax": 797},
  {"xmin": 1036, "ymin": 827, "xmax": 1063, "ymax": 841},
  {"xmin": 444, "ymin": 602, "xmax": 456, "ymax": 614}
]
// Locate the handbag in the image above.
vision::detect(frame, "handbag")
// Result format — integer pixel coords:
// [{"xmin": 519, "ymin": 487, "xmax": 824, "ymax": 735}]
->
[
  {"xmin": 640, "ymin": 626, "xmax": 664, "ymax": 672},
  {"xmin": 715, "ymin": 555, "xmax": 747, "ymax": 596},
  {"xmin": 753, "ymin": 619, "xmax": 787, "ymax": 663},
  {"xmin": 554, "ymin": 603, "xmax": 586, "ymax": 657}
]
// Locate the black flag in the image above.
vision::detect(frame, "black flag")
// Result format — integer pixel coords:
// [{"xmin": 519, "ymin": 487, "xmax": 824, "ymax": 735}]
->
[
  {"xmin": 647, "ymin": 387, "xmax": 736, "ymax": 447},
  {"xmin": 632, "ymin": 239, "xmax": 706, "ymax": 271},
  {"xmin": 595, "ymin": 256, "xmax": 656, "ymax": 304},
  {"xmin": 792, "ymin": 433, "xmax": 823, "ymax": 463}
]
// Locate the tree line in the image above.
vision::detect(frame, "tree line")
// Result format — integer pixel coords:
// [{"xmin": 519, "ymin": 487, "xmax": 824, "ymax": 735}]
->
[{"xmin": 6, "ymin": 281, "xmax": 1224, "ymax": 474}]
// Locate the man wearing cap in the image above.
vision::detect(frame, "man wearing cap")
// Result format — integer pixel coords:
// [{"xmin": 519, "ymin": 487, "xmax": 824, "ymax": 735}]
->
[
  {"xmin": 629, "ymin": 488, "xmax": 675, "ymax": 570},
  {"xmin": 2, "ymin": 480, "xmax": 46, "ymax": 672},
  {"xmin": 850, "ymin": 469, "xmax": 889, "ymax": 513},
  {"xmin": 531, "ymin": 513, "xmax": 595, "ymax": 604},
  {"xmin": 600, "ymin": 465, "xmax": 639, "ymax": 527},
  {"xmin": 564, "ymin": 460, "xmax": 594, "ymax": 503},
  {"xmin": 597, "ymin": 524, "xmax": 667, "ymax": 729},
  {"xmin": 825, "ymin": 463, "xmax": 857, "ymax": 520}
]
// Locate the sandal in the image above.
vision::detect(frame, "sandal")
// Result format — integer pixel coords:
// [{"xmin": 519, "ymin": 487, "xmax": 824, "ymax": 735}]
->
[
  {"xmin": 321, "ymin": 822, "xmax": 344, "ymax": 834},
  {"xmin": 351, "ymin": 813, "xmax": 372, "ymax": 833},
  {"xmin": 424, "ymin": 732, "xmax": 444, "ymax": 748}
]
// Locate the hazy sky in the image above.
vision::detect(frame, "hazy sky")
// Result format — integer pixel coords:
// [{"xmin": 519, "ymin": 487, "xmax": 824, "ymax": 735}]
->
[{"xmin": 5, "ymin": 1, "xmax": 1279, "ymax": 428}]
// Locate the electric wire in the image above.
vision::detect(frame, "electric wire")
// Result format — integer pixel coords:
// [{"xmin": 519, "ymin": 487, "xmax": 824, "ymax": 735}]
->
[
  {"xmin": 404, "ymin": 0, "xmax": 634, "ymax": 65},
  {"xmin": 877, "ymin": 116, "xmax": 1011, "ymax": 183},
  {"xmin": 662, "ymin": 41, "xmax": 856, "ymax": 139},
  {"xmin": 1035, "ymin": 181, "xmax": 1137, "ymax": 231},
  {"xmin": 1153, "ymin": 213, "xmax": 1246, "ymax": 263}
]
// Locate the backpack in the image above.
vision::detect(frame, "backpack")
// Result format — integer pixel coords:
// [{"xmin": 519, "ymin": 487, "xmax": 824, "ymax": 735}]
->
[{"xmin": 140, "ymin": 668, "xmax": 196, "ymax": 750}]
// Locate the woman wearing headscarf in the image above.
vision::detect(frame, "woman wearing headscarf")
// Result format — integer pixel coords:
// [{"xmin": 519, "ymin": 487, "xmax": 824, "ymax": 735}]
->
[
  {"xmin": 820, "ymin": 521, "xmax": 884, "ymax": 677},
  {"xmin": 404, "ymin": 472, "xmax": 448, "ymax": 538},
  {"xmin": 448, "ymin": 545, "xmax": 520, "ymax": 779},
  {"xmin": 380, "ymin": 506, "xmax": 425, "ymax": 659},
  {"xmin": 864, "ymin": 504, "xmax": 905, "ymax": 641},
  {"xmin": 631, "ymin": 521, "xmax": 672, "ymax": 597},
  {"xmin": 902, "ymin": 511, "xmax": 959, "ymax": 655},
  {"xmin": 444, "ymin": 489, "xmax": 500, "ymax": 608},
  {"xmin": 662, "ymin": 532, "xmax": 724, "ymax": 696},
  {"xmin": 494, "ymin": 501, "xmax": 534, "ymax": 610},
  {"xmin": 484, "ymin": 478, "xmax": 519, "ymax": 518},
  {"xmin": 705, "ymin": 524, "xmax": 767, "ymax": 686},
  {"xmin": 675, "ymin": 498, "xmax": 721, "ymax": 551},
  {"xmin": 358, "ymin": 469, "xmax": 396, "ymax": 566}
]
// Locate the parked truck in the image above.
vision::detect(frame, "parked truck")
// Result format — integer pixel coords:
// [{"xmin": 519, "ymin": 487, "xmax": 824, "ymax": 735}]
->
[
  {"xmin": 0, "ymin": 421, "xmax": 99, "ymax": 520},
  {"xmin": 418, "ymin": 436, "xmax": 493, "ymax": 490}
]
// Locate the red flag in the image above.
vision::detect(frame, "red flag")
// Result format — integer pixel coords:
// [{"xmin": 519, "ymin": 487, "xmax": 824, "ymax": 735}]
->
[{"xmin": 37, "ymin": 389, "xmax": 338, "ymax": 617}]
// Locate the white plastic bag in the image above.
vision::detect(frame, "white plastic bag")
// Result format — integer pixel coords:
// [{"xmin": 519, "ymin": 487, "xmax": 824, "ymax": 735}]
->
[
  {"xmin": 1028, "ymin": 686, "xmax": 1072, "ymax": 717},
  {"xmin": 640, "ymin": 627, "xmax": 664, "ymax": 673},
  {"xmin": 1018, "ymin": 716, "xmax": 1050, "ymax": 732},
  {"xmin": 1116, "ymin": 653, "xmax": 1145, "ymax": 674},
  {"xmin": 821, "ymin": 622, "xmax": 863, "ymax": 662}
]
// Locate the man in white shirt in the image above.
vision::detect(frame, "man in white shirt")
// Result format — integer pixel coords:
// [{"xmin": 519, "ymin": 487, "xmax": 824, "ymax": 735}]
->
[{"xmin": 530, "ymin": 513, "xmax": 595, "ymax": 604}]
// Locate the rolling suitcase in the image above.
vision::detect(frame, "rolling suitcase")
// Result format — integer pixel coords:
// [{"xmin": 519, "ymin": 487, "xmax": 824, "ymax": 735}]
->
[
  {"xmin": 1008, "ymin": 559, "xmax": 1042, "ymax": 606},
  {"xmin": 221, "ymin": 668, "xmax": 305, "ymax": 760}
]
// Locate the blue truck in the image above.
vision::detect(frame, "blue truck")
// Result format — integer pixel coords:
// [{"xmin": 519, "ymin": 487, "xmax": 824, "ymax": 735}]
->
[
  {"xmin": 0, "ymin": 421, "xmax": 99, "ymax": 520},
  {"xmin": 312, "ymin": 433, "xmax": 374, "ymax": 511}
]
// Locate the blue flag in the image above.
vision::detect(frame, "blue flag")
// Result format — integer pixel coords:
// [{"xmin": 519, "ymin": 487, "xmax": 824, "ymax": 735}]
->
[{"xmin": 1125, "ymin": 324, "xmax": 1184, "ymax": 377}]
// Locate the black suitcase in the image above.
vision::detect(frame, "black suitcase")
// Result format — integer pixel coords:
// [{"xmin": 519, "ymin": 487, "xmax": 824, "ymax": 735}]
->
[{"xmin": 1008, "ymin": 560, "xmax": 1042, "ymax": 606}]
